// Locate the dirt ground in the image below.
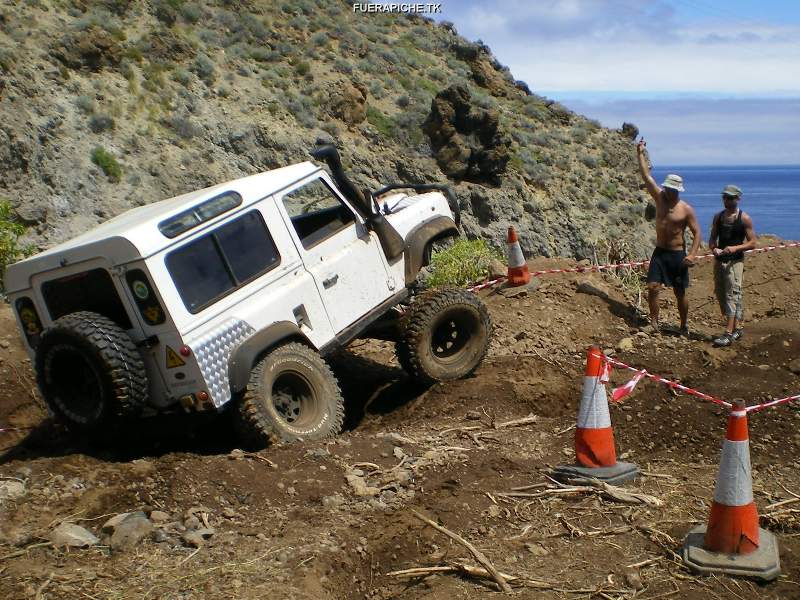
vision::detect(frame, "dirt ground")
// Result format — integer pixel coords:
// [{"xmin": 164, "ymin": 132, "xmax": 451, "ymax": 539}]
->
[{"xmin": 2, "ymin": 242, "xmax": 800, "ymax": 599}]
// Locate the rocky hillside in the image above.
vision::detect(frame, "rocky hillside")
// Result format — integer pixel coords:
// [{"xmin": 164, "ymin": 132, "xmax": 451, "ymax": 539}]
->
[{"xmin": 0, "ymin": 0, "xmax": 653, "ymax": 263}]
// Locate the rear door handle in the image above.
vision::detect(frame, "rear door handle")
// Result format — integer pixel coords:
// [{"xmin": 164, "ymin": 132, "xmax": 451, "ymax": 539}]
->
[{"xmin": 323, "ymin": 274, "xmax": 339, "ymax": 288}]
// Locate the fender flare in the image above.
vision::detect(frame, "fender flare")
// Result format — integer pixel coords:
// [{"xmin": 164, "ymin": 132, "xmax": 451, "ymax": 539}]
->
[
  {"xmin": 228, "ymin": 321, "xmax": 312, "ymax": 393},
  {"xmin": 403, "ymin": 216, "xmax": 459, "ymax": 285}
]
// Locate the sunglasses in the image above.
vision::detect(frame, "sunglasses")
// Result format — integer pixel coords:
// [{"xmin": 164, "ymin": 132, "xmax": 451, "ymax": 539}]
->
[{"xmin": 722, "ymin": 194, "xmax": 739, "ymax": 199}]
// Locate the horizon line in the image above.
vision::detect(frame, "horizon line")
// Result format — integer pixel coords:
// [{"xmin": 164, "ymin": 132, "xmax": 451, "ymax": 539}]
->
[{"xmin": 650, "ymin": 164, "xmax": 800, "ymax": 168}]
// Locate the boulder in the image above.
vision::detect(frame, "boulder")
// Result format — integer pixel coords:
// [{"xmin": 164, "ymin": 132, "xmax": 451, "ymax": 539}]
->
[
  {"xmin": 50, "ymin": 26, "xmax": 123, "ymax": 71},
  {"xmin": 137, "ymin": 29, "xmax": 194, "ymax": 62},
  {"xmin": 423, "ymin": 85, "xmax": 511, "ymax": 184},
  {"xmin": 327, "ymin": 82, "xmax": 368, "ymax": 125},
  {"xmin": 50, "ymin": 523, "xmax": 99, "ymax": 548},
  {"xmin": 620, "ymin": 122, "xmax": 639, "ymax": 140}
]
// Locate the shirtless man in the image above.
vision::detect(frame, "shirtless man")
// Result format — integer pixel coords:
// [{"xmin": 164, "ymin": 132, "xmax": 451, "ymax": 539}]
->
[{"xmin": 636, "ymin": 139, "xmax": 702, "ymax": 335}]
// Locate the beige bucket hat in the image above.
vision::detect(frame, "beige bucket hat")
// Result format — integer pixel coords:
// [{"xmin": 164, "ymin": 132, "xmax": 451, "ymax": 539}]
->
[{"xmin": 662, "ymin": 174, "xmax": 684, "ymax": 192}]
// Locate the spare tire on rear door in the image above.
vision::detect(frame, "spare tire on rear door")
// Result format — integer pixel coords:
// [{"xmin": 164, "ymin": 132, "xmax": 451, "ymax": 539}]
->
[{"xmin": 35, "ymin": 311, "xmax": 149, "ymax": 433}]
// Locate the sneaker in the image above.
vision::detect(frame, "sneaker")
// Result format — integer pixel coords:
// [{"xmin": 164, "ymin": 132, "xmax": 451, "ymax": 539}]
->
[
  {"xmin": 679, "ymin": 326, "xmax": 690, "ymax": 338},
  {"xmin": 732, "ymin": 328, "xmax": 743, "ymax": 341},
  {"xmin": 713, "ymin": 332, "xmax": 733, "ymax": 347}
]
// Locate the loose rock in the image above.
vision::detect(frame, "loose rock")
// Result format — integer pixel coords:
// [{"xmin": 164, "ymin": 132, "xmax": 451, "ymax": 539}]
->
[
  {"xmin": 50, "ymin": 523, "xmax": 99, "ymax": 548},
  {"xmin": 103, "ymin": 512, "xmax": 154, "ymax": 552}
]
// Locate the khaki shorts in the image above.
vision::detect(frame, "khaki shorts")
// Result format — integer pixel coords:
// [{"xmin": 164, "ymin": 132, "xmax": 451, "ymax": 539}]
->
[{"xmin": 714, "ymin": 259, "xmax": 744, "ymax": 320}]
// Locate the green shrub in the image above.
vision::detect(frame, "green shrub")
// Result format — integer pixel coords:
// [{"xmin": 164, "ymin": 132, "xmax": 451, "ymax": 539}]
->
[
  {"xmin": 180, "ymin": 2, "xmax": 202, "ymax": 23},
  {"xmin": 366, "ymin": 106, "xmax": 396, "ymax": 138},
  {"xmin": 570, "ymin": 125, "xmax": 588, "ymax": 143},
  {"xmin": 368, "ymin": 80, "xmax": 385, "ymax": 99},
  {"xmin": 310, "ymin": 31, "xmax": 328, "ymax": 46},
  {"xmin": 599, "ymin": 182, "xmax": 617, "ymax": 199},
  {"xmin": 75, "ymin": 95, "xmax": 95, "ymax": 113},
  {"xmin": 89, "ymin": 114, "xmax": 115, "ymax": 133},
  {"xmin": 426, "ymin": 238, "xmax": 504, "ymax": 288},
  {"xmin": 0, "ymin": 48, "xmax": 16, "ymax": 73},
  {"xmin": 171, "ymin": 67, "xmax": 191, "ymax": 86},
  {"xmin": 333, "ymin": 58, "xmax": 353, "ymax": 74},
  {"xmin": 91, "ymin": 147, "xmax": 122, "ymax": 182},
  {"xmin": 192, "ymin": 53, "xmax": 215, "ymax": 84},
  {"xmin": 123, "ymin": 46, "xmax": 144, "ymax": 63},
  {"xmin": 293, "ymin": 61, "xmax": 311, "ymax": 76},
  {"xmin": 0, "ymin": 200, "xmax": 29, "ymax": 293},
  {"xmin": 142, "ymin": 63, "xmax": 168, "ymax": 92}
]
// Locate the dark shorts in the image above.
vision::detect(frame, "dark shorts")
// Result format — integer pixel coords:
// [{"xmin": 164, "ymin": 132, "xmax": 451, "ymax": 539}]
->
[{"xmin": 647, "ymin": 247, "xmax": 689, "ymax": 290}]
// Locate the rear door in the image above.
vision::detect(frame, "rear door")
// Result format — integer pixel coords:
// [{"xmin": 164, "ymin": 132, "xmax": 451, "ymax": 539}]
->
[{"xmin": 276, "ymin": 175, "xmax": 393, "ymax": 333}]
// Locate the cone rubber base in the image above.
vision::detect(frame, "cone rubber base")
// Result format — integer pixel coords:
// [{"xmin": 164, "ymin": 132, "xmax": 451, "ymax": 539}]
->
[
  {"xmin": 682, "ymin": 525, "xmax": 780, "ymax": 582},
  {"xmin": 551, "ymin": 461, "xmax": 639, "ymax": 485}
]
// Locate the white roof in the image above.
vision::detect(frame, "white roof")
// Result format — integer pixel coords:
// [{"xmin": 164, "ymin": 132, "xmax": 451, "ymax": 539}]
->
[{"xmin": 34, "ymin": 162, "xmax": 319, "ymax": 259}]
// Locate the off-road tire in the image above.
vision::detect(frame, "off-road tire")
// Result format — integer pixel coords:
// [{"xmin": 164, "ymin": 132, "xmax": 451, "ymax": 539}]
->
[
  {"xmin": 35, "ymin": 311, "xmax": 148, "ymax": 433},
  {"xmin": 396, "ymin": 287, "xmax": 492, "ymax": 385},
  {"xmin": 236, "ymin": 342, "xmax": 345, "ymax": 448}
]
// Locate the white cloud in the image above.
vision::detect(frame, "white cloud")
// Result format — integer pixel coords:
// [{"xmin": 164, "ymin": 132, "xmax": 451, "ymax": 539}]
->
[
  {"xmin": 561, "ymin": 97, "xmax": 800, "ymax": 165},
  {"xmin": 434, "ymin": 1, "xmax": 800, "ymax": 164},
  {"xmin": 439, "ymin": 0, "xmax": 800, "ymax": 94}
]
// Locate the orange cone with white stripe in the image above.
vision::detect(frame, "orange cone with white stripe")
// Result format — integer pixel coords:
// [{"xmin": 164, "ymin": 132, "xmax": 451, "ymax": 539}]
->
[
  {"xmin": 682, "ymin": 399, "xmax": 780, "ymax": 581},
  {"xmin": 575, "ymin": 346, "xmax": 616, "ymax": 467},
  {"xmin": 704, "ymin": 401, "xmax": 759, "ymax": 554},
  {"xmin": 505, "ymin": 226, "xmax": 530, "ymax": 286},
  {"xmin": 552, "ymin": 347, "xmax": 638, "ymax": 484}
]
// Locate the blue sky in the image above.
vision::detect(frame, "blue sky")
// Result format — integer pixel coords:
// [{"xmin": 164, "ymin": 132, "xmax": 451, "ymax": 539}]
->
[{"xmin": 432, "ymin": 1, "xmax": 800, "ymax": 165}]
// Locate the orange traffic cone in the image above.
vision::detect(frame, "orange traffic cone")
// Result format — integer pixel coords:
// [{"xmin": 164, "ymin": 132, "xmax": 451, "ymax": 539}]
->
[
  {"xmin": 575, "ymin": 346, "xmax": 616, "ymax": 467},
  {"xmin": 552, "ymin": 347, "xmax": 638, "ymax": 484},
  {"xmin": 682, "ymin": 400, "xmax": 780, "ymax": 581},
  {"xmin": 505, "ymin": 226, "xmax": 531, "ymax": 286},
  {"xmin": 705, "ymin": 402, "xmax": 759, "ymax": 554}
]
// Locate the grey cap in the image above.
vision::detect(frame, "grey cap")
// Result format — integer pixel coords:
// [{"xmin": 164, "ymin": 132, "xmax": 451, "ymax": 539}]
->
[
  {"xmin": 722, "ymin": 184, "xmax": 742, "ymax": 198},
  {"xmin": 662, "ymin": 174, "xmax": 684, "ymax": 192}
]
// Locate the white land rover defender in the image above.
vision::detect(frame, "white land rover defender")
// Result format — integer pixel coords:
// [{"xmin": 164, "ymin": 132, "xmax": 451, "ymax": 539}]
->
[{"xmin": 4, "ymin": 145, "xmax": 491, "ymax": 446}]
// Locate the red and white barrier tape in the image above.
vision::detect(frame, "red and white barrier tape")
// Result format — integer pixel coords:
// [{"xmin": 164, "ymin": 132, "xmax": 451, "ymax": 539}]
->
[
  {"xmin": 465, "ymin": 241, "xmax": 800, "ymax": 292},
  {"xmin": 601, "ymin": 355, "xmax": 800, "ymax": 415},
  {"xmin": 0, "ymin": 427, "xmax": 31, "ymax": 434},
  {"xmin": 466, "ymin": 277, "xmax": 506, "ymax": 293},
  {"xmin": 601, "ymin": 354, "xmax": 733, "ymax": 409},
  {"xmin": 745, "ymin": 393, "xmax": 800, "ymax": 414}
]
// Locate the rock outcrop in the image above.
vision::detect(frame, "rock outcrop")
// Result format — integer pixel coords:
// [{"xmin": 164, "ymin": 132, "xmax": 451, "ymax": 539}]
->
[
  {"xmin": 423, "ymin": 85, "xmax": 511, "ymax": 184},
  {"xmin": 327, "ymin": 82, "xmax": 368, "ymax": 126},
  {"xmin": 50, "ymin": 26, "xmax": 123, "ymax": 71}
]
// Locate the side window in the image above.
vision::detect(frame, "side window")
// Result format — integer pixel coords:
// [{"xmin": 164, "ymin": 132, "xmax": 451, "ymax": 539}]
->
[
  {"xmin": 42, "ymin": 268, "xmax": 132, "ymax": 329},
  {"xmin": 282, "ymin": 178, "xmax": 356, "ymax": 249},
  {"xmin": 166, "ymin": 210, "xmax": 280, "ymax": 313}
]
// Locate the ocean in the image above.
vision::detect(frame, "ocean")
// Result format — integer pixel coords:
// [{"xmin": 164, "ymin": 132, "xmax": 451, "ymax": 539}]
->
[{"xmin": 651, "ymin": 165, "xmax": 799, "ymax": 241}]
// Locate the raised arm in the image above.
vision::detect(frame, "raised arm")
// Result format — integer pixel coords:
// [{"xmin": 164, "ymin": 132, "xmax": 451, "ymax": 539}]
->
[{"xmin": 636, "ymin": 139, "xmax": 661, "ymax": 202}]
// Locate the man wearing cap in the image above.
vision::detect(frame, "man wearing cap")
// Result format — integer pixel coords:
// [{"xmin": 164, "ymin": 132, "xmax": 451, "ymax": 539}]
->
[
  {"xmin": 636, "ymin": 139, "xmax": 702, "ymax": 335},
  {"xmin": 709, "ymin": 185, "xmax": 756, "ymax": 347}
]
